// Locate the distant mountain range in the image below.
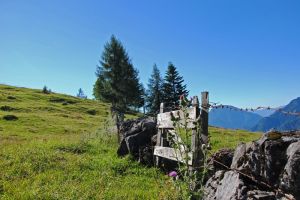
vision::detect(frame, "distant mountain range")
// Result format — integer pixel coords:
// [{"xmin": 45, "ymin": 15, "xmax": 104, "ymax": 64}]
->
[
  {"xmin": 209, "ymin": 97, "xmax": 300, "ymax": 132},
  {"xmin": 209, "ymin": 106, "xmax": 263, "ymax": 130},
  {"xmin": 252, "ymin": 97, "xmax": 300, "ymax": 132},
  {"xmin": 252, "ymin": 108, "xmax": 277, "ymax": 117}
]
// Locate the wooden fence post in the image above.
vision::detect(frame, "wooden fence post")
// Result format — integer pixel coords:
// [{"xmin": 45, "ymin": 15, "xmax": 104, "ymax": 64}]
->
[
  {"xmin": 191, "ymin": 96, "xmax": 201, "ymax": 171},
  {"xmin": 155, "ymin": 103, "xmax": 165, "ymax": 166},
  {"xmin": 200, "ymin": 92, "xmax": 209, "ymax": 144}
]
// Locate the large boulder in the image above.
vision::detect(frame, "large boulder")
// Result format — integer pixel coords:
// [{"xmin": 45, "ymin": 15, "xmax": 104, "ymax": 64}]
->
[
  {"xmin": 117, "ymin": 117, "xmax": 157, "ymax": 163},
  {"xmin": 204, "ymin": 131, "xmax": 300, "ymax": 200},
  {"xmin": 230, "ymin": 138, "xmax": 293, "ymax": 186}
]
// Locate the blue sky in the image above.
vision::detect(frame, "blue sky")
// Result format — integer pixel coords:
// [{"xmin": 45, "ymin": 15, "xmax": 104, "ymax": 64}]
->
[{"xmin": 0, "ymin": 0, "xmax": 299, "ymax": 108}]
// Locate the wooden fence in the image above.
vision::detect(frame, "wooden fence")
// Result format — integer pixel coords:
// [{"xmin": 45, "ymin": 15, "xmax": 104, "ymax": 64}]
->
[{"xmin": 154, "ymin": 92, "xmax": 209, "ymax": 171}]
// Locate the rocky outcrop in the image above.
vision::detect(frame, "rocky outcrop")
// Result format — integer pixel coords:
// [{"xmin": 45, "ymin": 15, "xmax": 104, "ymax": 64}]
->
[
  {"xmin": 117, "ymin": 117, "xmax": 157, "ymax": 165},
  {"xmin": 204, "ymin": 131, "xmax": 300, "ymax": 200},
  {"xmin": 116, "ymin": 118, "xmax": 300, "ymax": 199},
  {"xmin": 206, "ymin": 148, "xmax": 234, "ymax": 180},
  {"xmin": 280, "ymin": 141, "xmax": 300, "ymax": 198}
]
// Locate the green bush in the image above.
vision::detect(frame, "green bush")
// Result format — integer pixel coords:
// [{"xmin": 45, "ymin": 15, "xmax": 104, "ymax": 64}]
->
[{"xmin": 0, "ymin": 105, "xmax": 15, "ymax": 111}]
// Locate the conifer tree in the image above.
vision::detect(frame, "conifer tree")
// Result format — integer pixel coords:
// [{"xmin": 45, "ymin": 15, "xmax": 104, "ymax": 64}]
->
[
  {"xmin": 146, "ymin": 64, "xmax": 164, "ymax": 115},
  {"xmin": 93, "ymin": 35, "xmax": 143, "ymax": 112},
  {"xmin": 77, "ymin": 88, "xmax": 87, "ymax": 99},
  {"xmin": 162, "ymin": 62, "xmax": 188, "ymax": 108}
]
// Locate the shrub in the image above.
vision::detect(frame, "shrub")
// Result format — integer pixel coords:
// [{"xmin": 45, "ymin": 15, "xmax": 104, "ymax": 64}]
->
[
  {"xmin": 7, "ymin": 96, "xmax": 16, "ymax": 100},
  {"xmin": 0, "ymin": 106, "xmax": 14, "ymax": 111},
  {"xmin": 42, "ymin": 86, "xmax": 51, "ymax": 94}
]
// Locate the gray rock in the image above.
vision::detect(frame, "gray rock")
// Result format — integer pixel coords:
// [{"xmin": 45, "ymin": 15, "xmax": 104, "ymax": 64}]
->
[
  {"xmin": 231, "ymin": 142, "xmax": 262, "ymax": 177},
  {"xmin": 209, "ymin": 148, "xmax": 234, "ymax": 170},
  {"xmin": 205, "ymin": 131, "xmax": 300, "ymax": 200},
  {"xmin": 280, "ymin": 141, "xmax": 300, "ymax": 199},
  {"xmin": 204, "ymin": 170, "xmax": 226, "ymax": 200},
  {"xmin": 205, "ymin": 171, "xmax": 247, "ymax": 200},
  {"xmin": 231, "ymin": 137, "xmax": 294, "ymax": 186},
  {"xmin": 206, "ymin": 148, "xmax": 234, "ymax": 181},
  {"xmin": 231, "ymin": 143, "xmax": 246, "ymax": 169},
  {"xmin": 117, "ymin": 117, "xmax": 156, "ymax": 159},
  {"xmin": 263, "ymin": 139, "xmax": 291, "ymax": 186},
  {"xmin": 215, "ymin": 171, "xmax": 246, "ymax": 200}
]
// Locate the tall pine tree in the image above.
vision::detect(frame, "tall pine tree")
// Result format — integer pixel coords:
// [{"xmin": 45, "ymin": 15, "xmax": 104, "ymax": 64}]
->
[
  {"xmin": 146, "ymin": 64, "xmax": 164, "ymax": 115},
  {"xmin": 162, "ymin": 62, "xmax": 188, "ymax": 108},
  {"xmin": 93, "ymin": 35, "xmax": 143, "ymax": 112}
]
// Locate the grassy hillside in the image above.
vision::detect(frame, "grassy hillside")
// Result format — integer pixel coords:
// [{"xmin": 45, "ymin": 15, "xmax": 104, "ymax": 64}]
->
[{"xmin": 0, "ymin": 84, "xmax": 261, "ymax": 199}]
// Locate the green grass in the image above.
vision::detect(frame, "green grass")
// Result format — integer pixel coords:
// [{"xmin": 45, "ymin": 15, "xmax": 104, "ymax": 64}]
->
[
  {"xmin": 209, "ymin": 126, "xmax": 261, "ymax": 152},
  {"xmin": 0, "ymin": 85, "xmax": 176, "ymax": 199},
  {"xmin": 0, "ymin": 84, "xmax": 261, "ymax": 199}
]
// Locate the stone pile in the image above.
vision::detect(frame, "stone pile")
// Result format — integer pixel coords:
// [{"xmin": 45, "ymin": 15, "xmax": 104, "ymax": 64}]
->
[{"xmin": 204, "ymin": 131, "xmax": 300, "ymax": 200}]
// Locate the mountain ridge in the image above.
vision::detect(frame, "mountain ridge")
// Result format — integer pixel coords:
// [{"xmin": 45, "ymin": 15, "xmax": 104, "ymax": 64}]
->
[
  {"xmin": 209, "ymin": 105, "xmax": 263, "ymax": 130},
  {"xmin": 252, "ymin": 97, "xmax": 300, "ymax": 132}
]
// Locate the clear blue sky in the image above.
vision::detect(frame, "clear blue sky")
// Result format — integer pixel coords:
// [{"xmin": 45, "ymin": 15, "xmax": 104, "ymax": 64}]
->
[{"xmin": 1, "ymin": 0, "xmax": 299, "ymax": 108}]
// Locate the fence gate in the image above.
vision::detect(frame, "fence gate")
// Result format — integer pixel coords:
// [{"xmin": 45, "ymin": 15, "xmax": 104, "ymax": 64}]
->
[{"xmin": 154, "ymin": 92, "xmax": 209, "ymax": 171}]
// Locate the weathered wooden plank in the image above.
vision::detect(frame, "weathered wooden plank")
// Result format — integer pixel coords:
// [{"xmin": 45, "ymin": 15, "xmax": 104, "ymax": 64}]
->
[
  {"xmin": 156, "ymin": 103, "xmax": 166, "ymax": 167},
  {"xmin": 157, "ymin": 107, "xmax": 197, "ymax": 129},
  {"xmin": 154, "ymin": 146, "xmax": 192, "ymax": 165},
  {"xmin": 200, "ymin": 92, "xmax": 209, "ymax": 144},
  {"xmin": 167, "ymin": 129, "xmax": 187, "ymax": 152}
]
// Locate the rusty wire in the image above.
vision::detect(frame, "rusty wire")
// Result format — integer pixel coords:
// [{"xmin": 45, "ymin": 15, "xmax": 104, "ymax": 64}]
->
[
  {"xmin": 159, "ymin": 100, "xmax": 300, "ymax": 116},
  {"xmin": 208, "ymin": 102, "xmax": 300, "ymax": 116}
]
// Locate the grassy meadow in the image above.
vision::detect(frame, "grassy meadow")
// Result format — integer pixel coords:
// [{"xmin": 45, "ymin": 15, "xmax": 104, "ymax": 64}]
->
[{"xmin": 0, "ymin": 84, "xmax": 261, "ymax": 199}]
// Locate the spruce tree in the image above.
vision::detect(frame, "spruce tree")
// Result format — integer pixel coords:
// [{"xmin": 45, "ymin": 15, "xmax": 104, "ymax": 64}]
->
[
  {"xmin": 93, "ymin": 35, "xmax": 143, "ymax": 112},
  {"xmin": 162, "ymin": 62, "xmax": 188, "ymax": 108},
  {"xmin": 146, "ymin": 64, "xmax": 164, "ymax": 115},
  {"xmin": 77, "ymin": 88, "xmax": 87, "ymax": 99}
]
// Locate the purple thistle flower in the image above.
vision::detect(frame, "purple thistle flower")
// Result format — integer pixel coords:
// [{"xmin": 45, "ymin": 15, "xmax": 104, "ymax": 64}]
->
[{"xmin": 168, "ymin": 171, "xmax": 177, "ymax": 177}]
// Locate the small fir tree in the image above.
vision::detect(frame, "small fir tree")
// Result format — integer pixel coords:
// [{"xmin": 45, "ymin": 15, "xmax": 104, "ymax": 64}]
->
[
  {"xmin": 77, "ymin": 88, "xmax": 87, "ymax": 99},
  {"xmin": 42, "ymin": 86, "xmax": 51, "ymax": 94},
  {"xmin": 162, "ymin": 62, "xmax": 188, "ymax": 108},
  {"xmin": 146, "ymin": 64, "xmax": 164, "ymax": 115}
]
